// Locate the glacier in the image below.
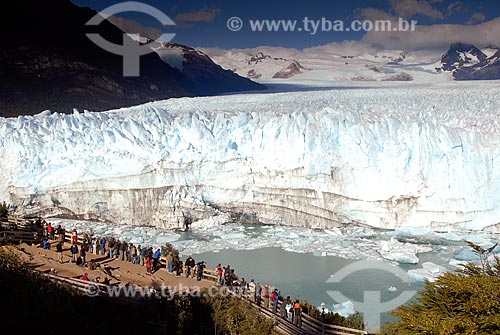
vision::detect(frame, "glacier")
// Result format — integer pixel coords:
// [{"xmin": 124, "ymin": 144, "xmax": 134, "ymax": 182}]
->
[{"xmin": 2, "ymin": 81, "xmax": 500, "ymax": 232}]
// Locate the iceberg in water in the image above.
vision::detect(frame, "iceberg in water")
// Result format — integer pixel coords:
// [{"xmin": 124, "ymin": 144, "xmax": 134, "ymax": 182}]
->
[
  {"xmin": 332, "ymin": 300, "xmax": 356, "ymax": 318},
  {"xmin": 379, "ymin": 237, "xmax": 432, "ymax": 264},
  {"xmin": 407, "ymin": 262, "xmax": 448, "ymax": 283},
  {"xmin": 2, "ymin": 83, "xmax": 500, "ymax": 232}
]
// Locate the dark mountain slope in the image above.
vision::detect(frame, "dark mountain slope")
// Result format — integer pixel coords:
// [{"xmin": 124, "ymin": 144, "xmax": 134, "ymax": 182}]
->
[
  {"xmin": 0, "ymin": 0, "xmax": 264, "ymax": 117},
  {"xmin": 437, "ymin": 43, "xmax": 500, "ymax": 80}
]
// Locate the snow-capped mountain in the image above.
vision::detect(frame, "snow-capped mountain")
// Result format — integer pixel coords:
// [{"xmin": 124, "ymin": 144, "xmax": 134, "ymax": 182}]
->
[
  {"xmin": 153, "ymin": 43, "xmax": 264, "ymax": 95},
  {"xmin": 199, "ymin": 50, "xmax": 309, "ymax": 80},
  {"xmin": 200, "ymin": 44, "xmax": 449, "ymax": 82},
  {"xmin": 202, "ymin": 42, "xmax": 500, "ymax": 83},
  {"xmin": 437, "ymin": 43, "xmax": 500, "ymax": 80},
  {"xmin": 439, "ymin": 43, "xmax": 487, "ymax": 71}
]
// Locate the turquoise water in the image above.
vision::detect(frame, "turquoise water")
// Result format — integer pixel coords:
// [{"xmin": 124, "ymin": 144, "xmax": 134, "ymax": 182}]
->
[
  {"xmin": 191, "ymin": 246, "xmax": 430, "ymax": 330},
  {"xmin": 172, "ymin": 223, "xmax": 467, "ymax": 331},
  {"xmin": 53, "ymin": 218, "xmax": 472, "ymax": 332}
]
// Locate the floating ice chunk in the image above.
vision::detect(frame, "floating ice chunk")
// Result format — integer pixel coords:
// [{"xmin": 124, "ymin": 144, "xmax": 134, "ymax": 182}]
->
[
  {"xmin": 407, "ymin": 270, "xmax": 427, "ymax": 283},
  {"xmin": 393, "ymin": 226, "xmax": 461, "ymax": 245},
  {"xmin": 276, "ymin": 231, "xmax": 300, "ymax": 239},
  {"xmin": 487, "ymin": 253, "xmax": 500, "ymax": 264},
  {"xmin": 325, "ymin": 228, "xmax": 343, "ymax": 236},
  {"xmin": 422, "ymin": 261, "xmax": 447, "ymax": 274},
  {"xmin": 129, "ymin": 237, "xmax": 145, "ymax": 245},
  {"xmin": 38, "ymin": 110, "xmax": 52, "ymax": 117},
  {"xmin": 464, "ymin": 235, "xmax": 493, "ymax": 247},
  {"xmin": 395, "ymin": 226, "xmax": 433, "ymax": 237},
  {"xmin": 379, "ymin": 237, "xmax": 431, "ymax": 264},
  {"xmin": 190, "ymin": 214, "xmax": 230, "ymax": 229},
  {"xmin": 213, "ymin": 232, "xmax": 246, "ymax": 240},
  {"xmin": 332, "ymin": 300, "xmax": 356, "ymax": 318},
  {"xmin": 407, "ymin": 262, "xmax": 448, "ymax": 283},
  {"xmin": 387, "ymin": 286, "xmax": 397, "ymax": 292},
  {"xmin": 384, "ymin": 252, "xmax": 419, "ymax": 264},
  {"xmin": 435, "ymin": 232, "xmax": 462, "ymax": 241},
  {"xmin": 155, "ymin": 234, "xmax": 181, "ymax": 245},
  {"xmin": 453, "ymin": 248, "xmax": 480, "ymax": 261}
]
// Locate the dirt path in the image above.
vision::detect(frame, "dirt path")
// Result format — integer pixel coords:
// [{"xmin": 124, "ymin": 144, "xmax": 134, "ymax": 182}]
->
[{"xmin": 3, "ymin": 241, "xmax": 216, "ymax": 292}]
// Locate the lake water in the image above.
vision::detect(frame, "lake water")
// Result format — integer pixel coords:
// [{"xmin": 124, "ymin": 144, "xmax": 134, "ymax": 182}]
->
[
  {"xmin": 191, "ymin": 246, "xmax": 429, "ymax": 331},
  {"xmin": 52, "ymin": 218, "xmax": 485, "ymax": 332}
]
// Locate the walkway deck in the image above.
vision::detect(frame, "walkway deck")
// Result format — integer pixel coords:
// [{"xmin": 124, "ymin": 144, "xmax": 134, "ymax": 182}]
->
[{"xmin": 1, "ymin": 216, "xmax": 368, "ymax": 335}]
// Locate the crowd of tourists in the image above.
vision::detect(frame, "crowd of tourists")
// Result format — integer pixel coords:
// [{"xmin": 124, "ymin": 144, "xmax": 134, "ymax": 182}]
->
[
  {"xmin": 36, "ymin": 218, "xmax": 304, "ymax": 327},
  {"xmin": 212, "ymin": 263, "xmax": 303, "ymax": 326}
]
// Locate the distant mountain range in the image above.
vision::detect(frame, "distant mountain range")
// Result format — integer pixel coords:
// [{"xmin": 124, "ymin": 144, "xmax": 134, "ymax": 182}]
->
[
  {"xmin": 436, "ymin": 42, "xmax": 500, "ymax": 80},
  {"xmin": 201, "ymin": 43, "xmax": 500, "ymax": 83},
  {"xmin": 0, "ymin": 0, "xmax": 264, "ymax": 117}
]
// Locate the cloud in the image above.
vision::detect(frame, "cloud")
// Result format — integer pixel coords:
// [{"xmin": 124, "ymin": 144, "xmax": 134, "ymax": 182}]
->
[
  {"xmin": 389, "ymin": 0, "xmax": 444, "ymax": 20},
  {"xmin": 174, "ymin": 8, "xmax": 220, "ymax": 23},
  {"xmin": 362, "ymin": 17, "xmax": 500, "ymax": 50},
  {"xmin": 105, "ymin": 15, "xmax": 162, "ymax": 40},
  {"xmin": 357, "ymin": 0, "xmax": 444, "ymax": 24},
  {"xmin": 356, "ymin": 7, "xmax": 398, "ymax": 21},
  {"xmin": 302, "ymin": 40, "xmax": 381, "ymax": 57},
  {"xmin": 466, "ymin": 12, "xmax": 486, "ymax": 25}
]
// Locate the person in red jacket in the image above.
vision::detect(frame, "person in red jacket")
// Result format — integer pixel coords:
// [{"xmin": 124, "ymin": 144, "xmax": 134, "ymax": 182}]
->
[
  {"xmin": 47, "ymin": 222, "xmax": 54, "ymax": 240},
  {"xmin": 145, "ymin": 256, "xmax": 152, "ymax": 274},
  {"xmin": 216, "ymin": 264, "xmax": 223, "ymax": 285},
  {"xmin": 71, "ymin": 229, "xmax": 78, "ymax": 245}
]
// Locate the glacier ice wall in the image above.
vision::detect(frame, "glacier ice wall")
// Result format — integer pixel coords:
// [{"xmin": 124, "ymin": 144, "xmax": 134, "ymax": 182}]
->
[{"xmin": 2, "ymin": 82, "xmax": 500, "ymax": 231}]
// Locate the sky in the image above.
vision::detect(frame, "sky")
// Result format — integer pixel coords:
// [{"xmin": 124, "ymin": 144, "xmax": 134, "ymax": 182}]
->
[{"xmin": 71, "ymin": 0, "xmax": 500, "ymax": 50}]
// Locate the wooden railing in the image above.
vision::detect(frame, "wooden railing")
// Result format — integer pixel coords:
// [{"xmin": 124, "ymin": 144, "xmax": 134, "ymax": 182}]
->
[
  {"xmin": 158, "ymin": 257, "xmax": 368, "ymax": 335},
  {"xmin": 0, "ymin": 230, "xmax": 41, "ymax": 244},
  {"xmin": 40, "ymin": 269, "xmax": 367, "ymax": 335},
  {"xmin": 3, "ymin": 216, "xmax": 368, "ymax": 335},
  {"xmin": 226, "ymin": 285, "xmax": 367, "ymax": 335},
  {"xmin": 0, "ymin": 216, "xmax": 42, "ymax": 244}
]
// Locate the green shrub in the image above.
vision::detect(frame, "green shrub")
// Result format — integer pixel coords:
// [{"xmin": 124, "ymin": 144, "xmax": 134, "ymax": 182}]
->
[
  {"xmin": 381, "ymin": 242, "xmax": 500, "ymax": 335},
  {"xmin": 203, "ymin": 290, "xmax": 275, "ymax": 335},
  {"xmin": 162, "ymin": 242, "xmax": 179, "ymax": 259},
  {"xmin": 0, "ymin": 201, "xmax": 9, "ymax": 221},
  {"xmin": 0, "ymin": 247, "xmax": 275, "ymax": 335},
  {"xmin": 300, "ymin": 300, "xmax": 365, "ymax": 330}
]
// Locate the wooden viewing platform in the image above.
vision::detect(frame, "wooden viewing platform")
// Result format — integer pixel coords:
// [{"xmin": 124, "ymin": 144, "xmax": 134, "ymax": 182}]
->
[
  {"xmin": 195, "ymin": 267, "xmax": 368, "ymax": 335},
  {"xmin": 1, "ymin": 215, "xmax": 369, "ymax": 335},
  {"xmin": 38, "ymin": 267, "xmax": 368, "ymax": 335}
]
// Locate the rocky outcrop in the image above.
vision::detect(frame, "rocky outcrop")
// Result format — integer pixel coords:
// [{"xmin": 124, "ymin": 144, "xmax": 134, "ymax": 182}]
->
[
  {"xmin": 439, "ymin": 43, "xmax": 486, "ymax": 72},
  {"xmin": 246, "ymin": 69, "xmax": 262, "ymax": 79},
  {"xmin": 437, "ymin": 42, "xmax": 500, "ymax": 80},
  {"xmin": 383, "ymin": 72, "xmax": 413, "ymax": 81},
  {"xmin": 272, "ymin": 61, "xmax": 306, "ymax": 79}
]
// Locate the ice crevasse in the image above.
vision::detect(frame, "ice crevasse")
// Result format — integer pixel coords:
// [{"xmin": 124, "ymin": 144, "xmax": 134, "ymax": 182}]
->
[{"xmin": 1, "ymin": 84, "xmax": 500, "ymax": 232}]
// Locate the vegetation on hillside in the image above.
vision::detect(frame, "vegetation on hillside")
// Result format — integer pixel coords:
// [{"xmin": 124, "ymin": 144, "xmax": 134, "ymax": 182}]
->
[
  {"xmin": 161, "ymin": 242, "xmax": 180, "ymax": 259},
  {"xmin": 381, "ymin": 241, "xmax": 500, "ymax": 335},
  {"xmin": 300, "ymin": 300, "xmax": 365, "ymax": 330},
  {"xmin": 0, "ymin": 247, "xmax": 275, "ymax": 335},
  {"xmin": 0, "ymin": 201, "xmax": 9, "ymax": 221}
]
